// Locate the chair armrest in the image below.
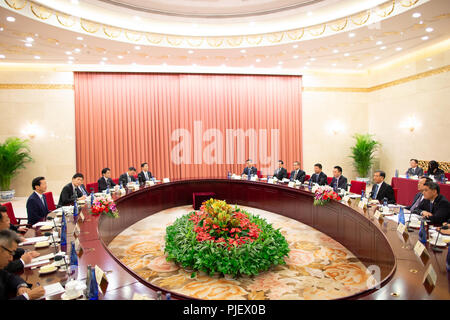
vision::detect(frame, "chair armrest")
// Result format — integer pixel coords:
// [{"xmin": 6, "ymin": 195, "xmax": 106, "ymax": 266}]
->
[{"xmin": 16, "ymin": 218, "xmax": 28, "ymax": 224}]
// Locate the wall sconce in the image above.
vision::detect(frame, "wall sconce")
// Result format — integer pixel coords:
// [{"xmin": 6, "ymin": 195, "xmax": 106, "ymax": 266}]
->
[
  {"xmin": 21, "ymin": 122, "xmax": 42, "ymax": 139},
  {"xmin": 400, "ymin": 116, "xmax": 422, "ymax": 132},
  {"xmin": 328, "ymin": 121, "xmax": 345, "ymax": 135}
]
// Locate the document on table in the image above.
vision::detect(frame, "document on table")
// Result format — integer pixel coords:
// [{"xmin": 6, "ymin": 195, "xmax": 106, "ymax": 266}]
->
[
  {"xmin": 40, "ymin": 283, "xmax": 65, "ymax": 299},
  {"xmin": 24, "ymin": 259, "xmax": 50, "ymax": 268},
  {"xmin": 19, "ymin": 236, "xmax": 49, "ymax": 246},
  {"xmin": 32, "ymin": 221, "xmax": 53, "ymax": 228},
  {"xmin": 31, "ymin": 253, "xmax": 55, "ymax": 262}
]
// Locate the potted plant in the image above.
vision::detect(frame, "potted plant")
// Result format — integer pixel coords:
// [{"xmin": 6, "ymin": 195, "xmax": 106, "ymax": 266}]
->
[
  {"xmin": 0, "ymin": 137, "xmax": 33, "ymax": 200},
  {"xmin": 349, "ymin": 134, "xmax": 380, "ymax": 183}
]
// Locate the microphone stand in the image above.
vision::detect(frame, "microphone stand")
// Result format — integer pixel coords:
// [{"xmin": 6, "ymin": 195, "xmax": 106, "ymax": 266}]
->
[
  {"xmin": 44, "ymin": 232, "xmax": 59, "ymax": 254},
  {"xmin": 432, "ymin": 230, "xmax": 443, "ymax": 253},
  {"xmin": 406, "ymin": 210, "xmax": 414, "ymax": 233}
]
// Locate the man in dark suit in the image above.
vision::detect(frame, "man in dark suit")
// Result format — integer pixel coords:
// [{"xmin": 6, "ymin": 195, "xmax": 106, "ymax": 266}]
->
[
  {"xmin": 369, "ymin": 170, "xmax": 396, "ymax": 204},
  {"xmin": 273, "ymin": 160, "xmax": 288, "ymax": 180},
  {"xmin": 290, "ymin": 161, "xmax": 306, "ymax": 183},
  {"xmin": 419, "ymin": 181, "xmax": 450, "ymax": 225},
  {"xmin": 406, "ymin": 159, "xmax": 424, "ymax": 177},
  {"xmin": 406, "ymin": 176, "xmax": 432, "ymax": 214},
  {"xmin": 0, "ymin": 229, "xmax": 45, "ymax": 300},
  {"xmin": 0, "ymin": 207, "xmax": 39, "ymax": 273},
  {"xmin": 310, "ymin": 163, "xmax": 328, "ymax": 185},
  {"xmin": 58, "ymin": 173, "xmax": 87, "ymax": 207},
  {"xmin": 242, "ymin": 159, "xmax": 257, "ymax": 177},
  {"xmin": 26, "ymin": 176, "xmax": 50, "ymax": 225},
  {"xmin": 329, "ymin": 166, "xmax": 348, "ymax": 190},
  {"xmin": 119, "ymin": 167, "xmax": 137, "ymax": 186},
  {"xmin": 98, "ymin": 167, "xmax": 116, "ymax": 192},
  {"xmin": 138, "ymin": 162, "xmax": 153, "ymax": 185}
]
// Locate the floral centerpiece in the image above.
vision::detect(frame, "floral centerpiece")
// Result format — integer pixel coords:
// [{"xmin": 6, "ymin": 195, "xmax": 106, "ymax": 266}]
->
[
  {"xmin": 90, "ymin": 196, "xmax": 119, "ymax": 218},
  {"xmin": 313, "ymin": 186, "xmax": 341, "ymax": 206},
  {"xmin": 165, "ymin": 199, "xmax": 289, "ymax": 277}
]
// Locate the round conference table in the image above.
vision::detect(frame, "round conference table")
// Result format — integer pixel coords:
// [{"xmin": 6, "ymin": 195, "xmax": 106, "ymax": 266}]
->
[{"xmin": 19, "ymin": 179, "xmax": 450, "ymax": 300}]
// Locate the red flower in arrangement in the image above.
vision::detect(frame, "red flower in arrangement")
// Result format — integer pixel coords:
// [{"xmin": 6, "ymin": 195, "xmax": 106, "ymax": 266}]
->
[{"xmin": 189, "ymin": 199, "xmax": 261, "ymax": 249}]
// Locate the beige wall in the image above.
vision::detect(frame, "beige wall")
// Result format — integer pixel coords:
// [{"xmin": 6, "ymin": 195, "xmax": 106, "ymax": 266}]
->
[
  {"xmin": 0, "ymin": 49, "xmax": 449, "ymax": 196},
  {"xmin": 0, "ymin": 71, "xmax": 76, "ymax": 197}
]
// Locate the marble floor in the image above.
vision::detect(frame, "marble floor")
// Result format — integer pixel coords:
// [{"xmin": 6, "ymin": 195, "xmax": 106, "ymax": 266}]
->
[{"xmin": 108, "ymin": 205, "xmax": 376, "ymax": 300}]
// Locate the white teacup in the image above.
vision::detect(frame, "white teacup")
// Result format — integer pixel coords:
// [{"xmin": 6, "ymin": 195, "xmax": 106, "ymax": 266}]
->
[{"xmin": 64, "ymin": 280, "xmax": 86, "ymax": 299}]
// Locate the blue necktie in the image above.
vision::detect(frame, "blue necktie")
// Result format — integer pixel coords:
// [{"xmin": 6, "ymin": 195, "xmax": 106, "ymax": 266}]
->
[
  {"xmin": 41, "ymin": 195, "xmax": 48, "ymax": 212},
  {"xmin": 372, "ymin": 184, "xmax": 378, "ymax": 199}
]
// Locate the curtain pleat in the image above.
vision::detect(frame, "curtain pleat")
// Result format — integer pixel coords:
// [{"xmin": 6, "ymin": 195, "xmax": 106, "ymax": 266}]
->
[{"xmin": 74, "ymin": 72, "xmax": 302, "ymax": 183}]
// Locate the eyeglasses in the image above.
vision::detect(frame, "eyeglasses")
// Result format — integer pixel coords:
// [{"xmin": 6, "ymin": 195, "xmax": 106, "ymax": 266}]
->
[{"xmin": 1, "ymin": 245, "xmax": 15, "ymax": 257}]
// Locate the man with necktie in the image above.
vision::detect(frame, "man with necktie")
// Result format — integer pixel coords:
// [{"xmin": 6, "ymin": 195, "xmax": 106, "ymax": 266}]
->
[
  {"xmin": 406, "ymin": 176, "xmax": 432, "ymax": 215},
  {"xmin": 405, "ymin": 159, "xmax": 424, "ymax": 177},
  {"xmin": 290, "ymin": 161, "xmax": 306, "ymax": 183},
  {"xmin": 138, "ymin": 162, "xmax": 153, "ymax": 185},
  {"xmin": 26, "ymin": 177, "xmax": 50, "ymax": 225},
  {"xmin": 310, "ymin": 163, "xmax": 328, "ymax": 186},
  {"xmin": 419, "ymin": 181, "xmax": 450, "ymax": 225},
  {"xmin": 98, "ymin": 167, "xmax": 116, "ymax": 192},
  {"xmin": 242, "ymin": 159, "xmax": 257, "ymax": 178},
  {"xmin": 119, "ymin": 167, "xmax": 137, "ymax": 186},
  {"xmin": 58, "ymin": 173, "xmax": 87, "ymax": 206},
  {"xmin": 329, "ymin": 166, "xmax": 348, "ymax": 191},
  {"xmin": 273, "ymin": 160, "xmax": 288, "ymax": 180},
  {"xmin": 369, "ymin": 170, "xmax": 396, "ymax": 204}
]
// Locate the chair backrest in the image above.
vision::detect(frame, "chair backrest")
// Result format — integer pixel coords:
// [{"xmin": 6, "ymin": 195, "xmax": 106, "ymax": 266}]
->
[
  {"xmin": 349, "ymin": 180, "xmax": 366, "ymax": 195},
  {"xmin": 86, "ymin": 182, "xmax": 98, "ymax": 193},
  {"xmin": 44, "ymin": 192, "xmax": 57, "ymax": 211},
  {"xmin": 1, "ymin": 202, "xmax": 17, "ymax": 225},
  {"xmin": 112, "ymin": 178, "xmax": 119, "ymax": 184},
  {"xmin": 305, "ymin": 175, "xmax": 311, "ymax": 181},
  {"xmin": 445, "ymin": 173, "xmax": 450, "ymax": 180},
  {"xmin": 393, "ymin": 188, "xmax": 398, "ymax": 203},
  {"xmin": 287, "ymin": 171, "xmax": 291, "ymax": 179},
  {"xmin": 327, "ymin": 177, "xmax": 333, "ymax": 185},
  {"xmin": 257, "ymin": 170, "xmax": 262, "ymax": 178}
]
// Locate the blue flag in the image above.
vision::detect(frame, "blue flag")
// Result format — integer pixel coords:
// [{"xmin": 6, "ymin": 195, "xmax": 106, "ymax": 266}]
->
[
  {"xmin": 69, "ymin": 241, "xmax": 78, "ymax": 279},
  {"xmin": 88, "ymin": 268, "xmax": 99, "ymax": 300},
  {"xmin": 60, "ymin": 208, "xmax": 67, "ymax": 246},
  {"xmin": 398, "ymin": 207, "xmax": 405, "ymax": 225},
  {"xmin": 73, "ymin": 199, "xmax": 78, "ymax": 217},
  {"xmin": 418, "ymin": 219, "xmax": 427, "ymax": 245}
]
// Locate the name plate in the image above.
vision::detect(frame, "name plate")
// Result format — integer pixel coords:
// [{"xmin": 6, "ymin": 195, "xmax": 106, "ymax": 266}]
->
[
  {"xmin": 358, "ymin": 200, "xmax": 366, "ymax": 209},
  {"xmin": 120, "ymin": 188, "xmax": 126, "ymax": 195},
  {"xmin": 423, "ymin": 264, "xmax": 437, "ymax": 290},
  {"xmin": 79, "ymin": 212, "xmax": 85, "ymax": 222},
  {"xmin": 414, "ymin": 241, "xmax": 430, "ymax": 265},
  {"xmin": 251, "ymin": 175, "xmax": 258, "ymax": 181},
  {"xmin": 268, "ymin": 178, "xmax": 274, "ymax": 184},
  {"xmin": 163, "ymin": 178, "xmax": 170, "ymax": 183},
  {"xmin": 73, "ymin": 224, "xmax": 80, "ymax": 237},
  {"xmin": 149, "ymin": 180, "xmax": 155, "ymax": 186},
  {"xmin": 95, "ymin": 265, "xmax": 109, "ymax": 294},
  {"xmin": 373, "ymin": 210, "xmax": 381, "ymax": 219},
  {"xmin": 396, "ymin": 223, "xmax": 409, "ymax": 242},
  {"xmin": 397, "ymin": 223, "xmax": 406, "ymax": 234},
  {"xmin": 342, "ymin": 195, "xmax": 350, "ymax": 203},
  {"xmin": 288, "ymin": 181, "xmax": 295, "ymax": 188}
]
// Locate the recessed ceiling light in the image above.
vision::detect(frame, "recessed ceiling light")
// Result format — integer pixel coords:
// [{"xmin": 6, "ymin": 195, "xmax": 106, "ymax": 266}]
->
[
  {"xmin": 68, "ymin": 56, "xmax": 74, "ymax": 60},
  {"xmin": 412, "ymin": 13, "xmax": 421, "ymax": 18},
  {"xmin": 256, "ymin": 58, "xmax": 261, "ymax": 62},
  {"xmin": 419, "ymin": 21, "xmax": 423, "ymax": 24},
  {"xmin": 293, "ymin": 55, "xmax": 299, "ymax": 59},
  {"xmin": 34, "ymin": 56, "xmax": 40, "ymax": 59},
  {"xmin": 421, "ymin": 36, "xmax": 429, "ymax": 40},
  {"xmin": 309, "ymin": 57, "xmax": 316, "ymax": 61},
  {"xmin": 25, "ymin": 43, "xmax": 32, "ymax": 47},
  {"xmin": 380, "ymin": 46, "xmax": 387, "ymax": 50},
  {"xmin": 307, "ymin": 12, "xmax": 313, "ymax": 16},
  {"xmin": 278, "ymin": 61, "xmax": 283, "ymax": 65},
  {"xmin": 332, "ymin": 63, "xmax": 337, "ymax": 67},
  {"xmin": 396, "ymin": 47, "xmax": 402, "ymax": 51},
  {"xmin": 6, "ymin": 17, "xmax": 15, "ymax": 22},
  {"xmin": 428, "ymin": 66, "xmax": 433, "ymax": 70},
  {"xmin": 374, "ymin": 56, "xmax": 380, "ymax": 60},
  {"xmin": 293, "ymin": 44, "xmax": 298, "ymax": 49},
  {"xmin": 332, "ymin": 49, "xmax": 339, "ymax": 53},
  {"xmin": 76, "ymin": 36, "xmax": 83, "ymax": 41},
  {"xmin": 344, "ymin": 53, "xmax": 350, "ymax": 57},
  {"xmin": 0, "ymin": 55, "xmax": 5, "ymax": 59},
  {"xmin": 426, "ymin": 27, "xmax": 433, "ymax": 32},
  {"xmin": 240, "ymin": 49, "xmax": 246, "ymax": 53},
  {"xmin": 26, "ymin": 37, "xmax": 34, "ymax": 42},
  {"xmin": 0, "ymin": 28, "xmax": 3, "ymax": 31},
  {"xmin": 349, "ymin": 33, "xmax": 355, "ymax": 38},
  {"xmin": 376, "ymin": 41, "xmax": 383, "ymax": 45},
  {"xmin": 118, "ymin": 55, "xmax": 123, "ymax": 59},
  {"xmin": 102, "ymin": 57, "xmax": 108, "ymax": 61},
  {"xmin": 65, "ymin": 51, "xmax": 72, "ymax": 55},
  {"xmin": 426, "ymin": 58, "xmax": 432, "ymax": 61},
  {"xmin": 74, "ymin": 48, "xmax": 81, "ymax": 53},
  {"xmin": 134, "ymin": 46, "xmax": 141, "ymax": 50},
  {"xmin": 188, "ymin": 50, "xmax": 194, "ymax": 54}
]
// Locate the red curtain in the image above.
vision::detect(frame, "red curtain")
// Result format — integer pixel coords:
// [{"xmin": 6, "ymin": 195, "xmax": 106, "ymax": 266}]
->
[{"xmin": 74, "ymin": 72, "xmax": 302, "ymax": 183}]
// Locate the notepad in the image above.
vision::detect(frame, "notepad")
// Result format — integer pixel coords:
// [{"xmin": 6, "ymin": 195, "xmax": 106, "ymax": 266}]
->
[
  {"xmin": 24, "ymin": 259, "xmax": 51, "ymax": 268},
  {"xmin": 32, "ymin": 221, "xmax": 53, "ymax": 228},
  {"xmin": 31, "ymin": 253, "xmax": 56, "ymax": 263},
  {"xmin": 40, "ymin": 282, "xmax": 65, "ymax": 299},
  {"xmin": 19, "ymin": 236, "xmax": 49, "ymax": 246}
]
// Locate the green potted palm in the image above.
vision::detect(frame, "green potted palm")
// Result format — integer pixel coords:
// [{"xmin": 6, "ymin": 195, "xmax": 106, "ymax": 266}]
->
[
  {"xmin": 0, "ymin": 137, "xmax": 33, "ymax": 201},
  {"xmin": 349, "ymin": 134, "xmax": 380, "ymax": 183}
]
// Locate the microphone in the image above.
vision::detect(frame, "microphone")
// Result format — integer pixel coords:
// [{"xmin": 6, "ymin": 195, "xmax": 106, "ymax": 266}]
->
[
  {"xmin": 432, "ymin": 230, "xmax": 443, "ymax": 253},
  {"xmin": 44, "ymin": 232, "xmax": 59, "ymax": 254},
  {"xmin": 406, "ymin": 211, "xmax": 414, "ymax": 233},
  {"xmin": 47, "ymin": 216, "xmax": 59, "ymax": 231}
]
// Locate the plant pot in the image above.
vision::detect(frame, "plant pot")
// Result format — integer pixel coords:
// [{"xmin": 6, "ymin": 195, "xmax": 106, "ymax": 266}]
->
[
  {"xmin": 0, "ymin": 189, "xmax": 15, "ymax": 201},
  {"xmin": 356, "ymin": 177, "xmax": 370, "ymax": 183}
]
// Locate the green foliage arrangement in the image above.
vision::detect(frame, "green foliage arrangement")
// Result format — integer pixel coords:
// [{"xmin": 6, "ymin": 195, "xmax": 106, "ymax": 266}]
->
[
  {"xmin": 0, "ymin": 137, "xmax": 33, "ymax": 190},
  {"xmin": 349, "ymin": 133, "xmax": 380, "ymax": 178},
  {"xmin": 165, "ymin": 199, "xmax": 290, "ymax": 277}
]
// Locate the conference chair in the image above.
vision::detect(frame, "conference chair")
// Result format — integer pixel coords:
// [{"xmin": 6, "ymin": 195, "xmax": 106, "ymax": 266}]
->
[
  {"xmin": 349, "ymin": 180, "xmax": 366, "ymax": 195},
  {"xmin": 327, "ymin": 177, "xmax": 333, "ymax": 185},
  {"xmin": 1, "ymin": 202, "xmax": 28, "ymax": 226},
  {"xmin": 43, "ymin": 192, "xmax": 57, "ymax": 211},
  {"xmin": 393, "ymin": 188, "xmax": 398, "ymax": 203},
  {"xmin": 86, "ymin": 182, "xmax": 98, "ymax": 193},
  {"xmin": 305, "ymin": 175, "xmax": 311, "ymax": 182}
]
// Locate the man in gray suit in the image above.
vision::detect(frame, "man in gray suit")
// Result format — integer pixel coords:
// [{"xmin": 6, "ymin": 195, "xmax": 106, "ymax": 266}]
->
[{"xmin": 406, "ymin": 159, "xmax": 423, "ymax": 177}]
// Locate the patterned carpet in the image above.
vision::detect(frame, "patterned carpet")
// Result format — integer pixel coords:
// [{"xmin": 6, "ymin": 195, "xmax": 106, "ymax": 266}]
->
[{"xmin": 108, "ymin": 205, "xmax": 376, "ymax": 300}]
